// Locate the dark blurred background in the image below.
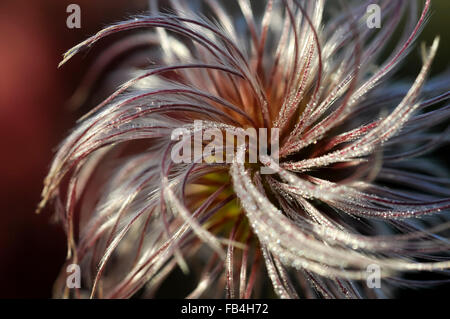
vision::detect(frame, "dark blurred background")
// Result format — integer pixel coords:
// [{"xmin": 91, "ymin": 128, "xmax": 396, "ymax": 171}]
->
[{"xmin": 0, "ymin": 0, "xmax": 448, "ymax": 298}]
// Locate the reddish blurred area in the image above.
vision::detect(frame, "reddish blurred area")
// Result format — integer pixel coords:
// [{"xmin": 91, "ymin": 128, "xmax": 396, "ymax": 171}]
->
[{"xmin": 0, "ymin": 0, "xmax": 147, "ymax": 298}]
